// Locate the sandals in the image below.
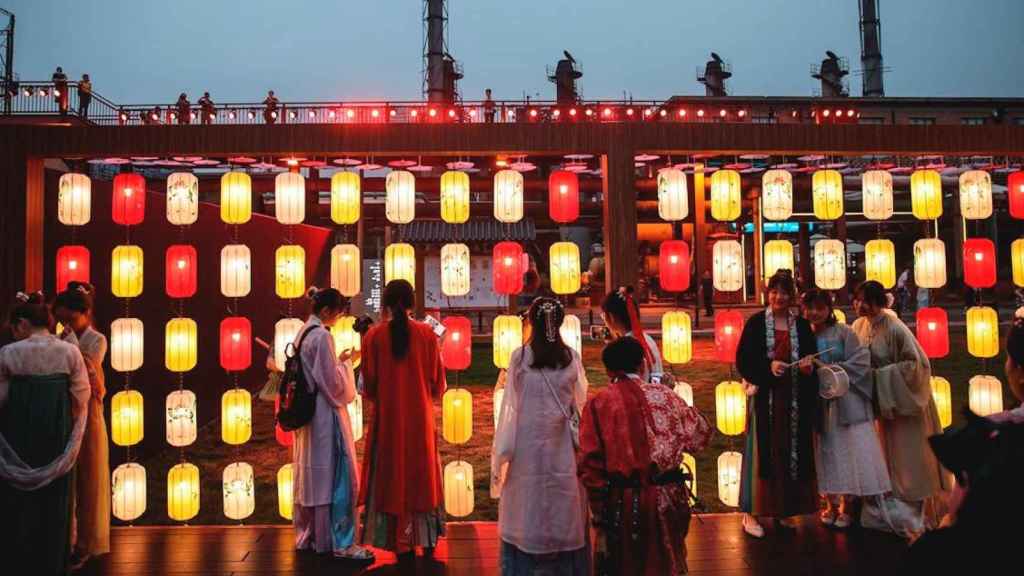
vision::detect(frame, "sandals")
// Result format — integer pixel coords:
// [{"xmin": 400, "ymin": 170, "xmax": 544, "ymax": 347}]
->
[
  {"xmin": 333, "ymin": 545, "xmax": 375, "ymax": 561},
  {"xmin": 742, "ymin": 514, "xmax": 765, "ymax": 539}
]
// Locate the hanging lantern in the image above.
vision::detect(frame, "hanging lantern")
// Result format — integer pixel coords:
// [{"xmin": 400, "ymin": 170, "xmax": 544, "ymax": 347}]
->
[
  {"xmin": 220, "ymin": 171, "xmax": 252, "ymax": 224},
  {"xmin": 833, "ymin": 309, "xmax": 847, "ymax": 324},
  {"xmin": 717, "ymin": 451, "xmax": 742, "ymax": 507},
  {"xmin": 761, "ymin": 169, "xmax": 793, "ymax": 221},
  {"xmin": 681, "ymin": 453, "xmax": 697, "ymax": 496},
  {"xmin": 549, "ymin": 170, "xmax": 579, "ymax": 223},
  {"xmin": 223, "ymin": 462, "xmax": 255, "ymax": 521},
  {"xmin": 330, "ymin": 316, "xmax": 361, "ymax": 368},
  {"xmin": 440, "ymin": 170, "xmax": 471, "ymax": 224},
  {"xmin": 167, "ymin": 463, "xmax": 200, "ymax": 522},
  {"xmin": 443, "ymin": 460, "xmax": 475, "ymax": 517},
  {"xmin": 969, "ymin": 375, "xmax": 1003, "ymax": 417},
  {"xmin": 494, "ymin": 169, "xmax": 524, "ymax": 223},
  {"xmin": 275, "ymin": 245, "xmax": 305, "ymax": 298},
  {"xmin": 550, "ymin": 242, "xmax": 581, "ymax": 295},
  {"xmin": 348, "ymin": 393, "xmax": 363, "ymax": 441},
  {"xmin": 657, "ymin": 168, "xmax": 688, "ymax": 221},
  {"xmin": 911, "ymin": 169, "xmax": 943, "ymax": 220},
  {"xmin": 277, "ymin": 464, "xmax": 294, "ymax": 521},
  {"xmin": 714, "ymin": 310, "xmax": 743, "ymax": 363},
  {"xmin": 959, "ymin": 170, "xmax": 992, "ymax": 220},
  {"xmin": 222, "ymin": 389, "xmax": 252, "ymax": 445},
  {"xmin": 865, "ymin": 239, "xmax": 896, "ymax": 289},
  {"xmin": 916, "ymin": 307, "xmax": 949, "ymax": 358},
  {"xmin": 274, "ymin": 395, "xmax": 293, "ymax": 447},
  {"xmin": 216, "ymin": 245, "xmax": 251, "ymax": 299},
  {"xmin": 273, "ymin": 318, "xmax": 304, "ymax": 373},
  {"xmin": 111, "ymin": 245, "xmax": 144, "ymax": 298},
  {"xmin": 493, "ymin": 315, "xmax": 522, "ymax": 369},
  {"xmin": 111, "ymin": 389, "xmax": 144, "ymax": 447},
  {"xmin": 662, "ymin": 311, "xmax": 692, "ymax": 364},
  {"xmin": 442, "ymin": 389, "xmax": 473, "ymax": 445},
  {"xmin": 274, "ymin": 172, "xmax": 306, "ymax": 224},
  {"xmin": 56, "ymin": 245, "xmax": 89, "ymax": 291},
  {"xmin": 166, "ymin": 389, "xmax": 197, "ymax": 447},
  {"xmin": 111, "ymin": 463, "xmax": 146, "ymax": 522},
  {"xmin": 384, "ymin": 243, "xmax": 416, "ymax": 287},
  {"xmin": 220, "ymin": 317, "xmax": 252, "ymax": 371},
  {"xmin": 931, "ymin": 377, "xmax": 952, "ymax": 429},
  {"xmin": 441, "ymin": 243, "xmax": 471, "ymax": 296},
  {"xmin": 862, "ymin": 170, "xmax": 894, "ymax": 220},
  {"xmin": 385, "ymin": 170, "xmax": 415, "ymax": 224},
  {"xmin": 165, "ymin": 244, "xmax": 197, "ymax": 298},
  {"xmin": 165, "ymin": 318, "xmax": 197, "ymax": 372},
  {"xmin": 715, "ymin": 381, "xmax": 746, "ymax": 436},
  {"xmin": 963, "ymin": 238, "xmax": 996, "ymax": 289},
  {"xmin": 441, "ymin": 316, "xmax": 472, "ymax": 371},
  {"xmin": 966, "ymin": 306, "xmax": 999, "ymax": 358},
  {"xmin": 1013, "ymin": 239, "xmax": 1024, "ymax": 288},
  {"xmin": 812, "ymin": 170, "xmax": 844, "ymax": 220},
  {"xmin": 710, "ymin": 169, "xmax": 741, "ymax": 221},
  {"xmin": 166, "ymin": 172, "xmax": 199, "ymax": 226},
  {"xmin": 493, "ymin": 388, "xmax": 504, "ymax": 430},
  {"xmin": 110, "ymin": 318, "xmax": 144, "ymax": 372},
  {"xmin": 763, "ymin": 240, "xmax": 794, "ymax": 282},
  {"xmin": 659, "ymin": 240, "xmax": 691, "ymax": 292},
  {"xmin": 560, "ymin": 314, "xmax": 582, "ymax": 356},
  {"xmin": 713, "ymin": 240, "xmax": 743, "ymax": 292},
  {"xmin": 112, "ymin": 173, "xmax": 146, "ymax": 225},
  {"xmin": 492, "ymin": 241, "xmax": 524, "ymax": 295},
  {"xmin": 57, "ymin": 172, "xmax": 91, "ymax": 225},
  {"xmin": 330, "ymin": 172, "xmax": 361, "ymax": 224},
  {"xmin": 814, "ymin": 239, "xmax": 846, "ymax": 290},
  {"xmin": 914, "ymin": 239, "xmax": 946, "ymax": 289},
  {"xmin": 327, "ymin": 244, "xmax": 360, "ymax": 297},
  {"xmin": 1010, "ymin": 172, "xmax": 1024, "ymax": 219}
]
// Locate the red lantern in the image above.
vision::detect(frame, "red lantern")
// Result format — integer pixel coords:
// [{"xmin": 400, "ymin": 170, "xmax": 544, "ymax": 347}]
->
[
  {"xmin": 441, "ymin": 316, "xmax": 472, "ymax": 371},
  {"xmin": 274, "ymin": 395, "xmax": 293, "ymax": 447},
  {"xmin": 165, "ymin": 244, "xmax": 197, "ymax": 298},
  {"xmin": 220, "ymin": 317, "xmax": 252, "ymax": 371},
  {"xmin": 916, "ymin": 307, "xmax": 949, "ymax": 359},
  {"xmin": 493, "ymin": 242, "xmax": 524, "ymax": 295},
  {"xmin": 56, "ymin": 245, "xmax": 90, "ymax": 292},
  {"xmin": 659, "ymin": 240, "xmax": 691, "ymax": 292},
  {"xmin": 548, "ymin": 170, "xmax": 579, "ymax": 223},
  {"xmin": 714, "ymin": 310, "xmax": 743, "ymax": 363},
  {"xmin": 112, "ymin": 173, "xmax": 146, "ymax": 225},
  {"xmin": 1009, "ymin": 171, "xmax": 1024, "ymax": 220},
  {"xmin": 963, "ymin": 238, "xmax": 996, "ymax": 289}
]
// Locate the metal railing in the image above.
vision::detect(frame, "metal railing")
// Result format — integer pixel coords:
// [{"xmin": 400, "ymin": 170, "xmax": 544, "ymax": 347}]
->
[{"xmin": 2, "ymin": 80, "xmax": 121, "ymax": 121}]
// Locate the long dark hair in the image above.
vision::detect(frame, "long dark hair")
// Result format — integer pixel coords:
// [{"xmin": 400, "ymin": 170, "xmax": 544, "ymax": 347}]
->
[
  {"xmin": 54, "ymin": 281, "xmax": 95, "ymax": 315},
  {"xmin": 855, "ymin": 280, "xmax": 888, "ymax": 308},
  {"xmin": 528, "ymin": 297, "xmax": 572, "ymax": 370},
  {"xmin": 383, "ymin": 280, "xmax": 415, "ymax": 360},
  {"xmin": 601, "ymin": 287, "xmax": 637, "ymax": 331},
  {"xmin": 801, "ymin": 289, "xmax": 837, "ymax": 326}
]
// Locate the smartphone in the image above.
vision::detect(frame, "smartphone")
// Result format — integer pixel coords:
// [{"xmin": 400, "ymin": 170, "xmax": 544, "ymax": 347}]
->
[
  {"xmin": 590, "ymin": 325, "xmax": 611, "ymax": 341},
  {"xmin": 423, "ymin": 314, "xmax": 447, "ymax": 338}
]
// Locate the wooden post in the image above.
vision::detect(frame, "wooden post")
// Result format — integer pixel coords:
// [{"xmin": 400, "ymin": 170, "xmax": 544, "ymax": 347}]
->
[
  {"xmin": 24, "ymin": 158, "xmax": 44, "ymax": 292},
  {"xmin": 601, "ymin": 143, "xmax": 637, "ymax": 292},
  {"xmin": 836, "ymin": 216, "xmax": 849, "ymax": 304},
  {"xmin": 798, "ymin": 222, "xmax": 811, "ymax": 289},
  {"xmin": 693, "ymin": 164, "xmax": 707, "ymax": 328},
  {"xmin": 415, "ymin": 245, "xmax": 426, "ymax": 319},
  {"xmin": 752, "ymin": 193, "xmax": 764, "ymax": 304}
]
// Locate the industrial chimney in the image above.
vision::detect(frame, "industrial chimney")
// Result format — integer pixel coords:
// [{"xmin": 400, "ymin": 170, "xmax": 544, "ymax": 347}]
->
[
  {"xmin": 548, "ymin": 51, "xmax": 582, "ymax": 105},
  {"xmin": 697, "ymin": 52, "xmax": 731, "ymax": 97},
  {"xmin": 859, "ymin": 0, "xmax": 885, "ymax": 97},
  {"xmin": 812, "ymin": 51, "xmax": 850, "ymax": 97},
  {"xmin": 424, "ymin": 0, "xmax": 461, "ymax": 104}
]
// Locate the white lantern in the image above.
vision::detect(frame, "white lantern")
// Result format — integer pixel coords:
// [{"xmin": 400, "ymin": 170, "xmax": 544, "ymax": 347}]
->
[
  {"xmin": 814, "ymin": 239, "xmax": 846, "ymax": 290},
  {"xmin": 165, "ymin": 389, "xmax": 197, "ymax": 447},
  {"xmin": 914, "ymin": 239, "xmax": 947, "ymax": 289},
  {"xmin": 274, "ymin": 318, "xmax": 304, "ymax": 371},
  {"xmin": 385, "ymin": 170, "xmax": 415, "ymax": 224},
  {"xmin": 559, "ymin": 314, "xmax": 582, "ymax": 356},
  {"xmin": 220, "ymin": 244, "xmax": 251, "ymax": 298},
  {"xmin": 968, "ymin": 375, "xmax": 1003, "ymax": 417},
  {"xmin": 443, "ymin": 460, "xmax": 475, "ymax": 517},
  {"xmin": 959, "ymin": 170, "xmax": 992, "ymax": 220},
  {"xmin": 761, "ymin": 169, "xmax": 792, "ymax": 221},
  {"xmin": 274, "ymin": 172, "xmax": 305, "ymax": 224},
  {"xmin": 58, "ymin": 172, "xmax": 91, "ymax": 225},
  {"xmin": 166, "ymin": 172, "xmax": 199, "ymax": 226},
  {"xmin": 110, "ymin": 318, "xmax": 144, "ymax": 372},
  {"xmin": 111, "ymin": 463, "xmax": 146, "ymax": 522},
  {"xmin": 330, "ymin": 244, "xmax": 361, "ymax": 297},
  {"xmin": 440, "ymin": 243, "xmax": 471, "ymax": 297},
  {"xmin": 673, "ymin": 381, "xmax": 694, "ymax": 407},
  {"xmin": 712, "ymin": 240, "xmax": 743, "ymax": 292},
  {"xmin": 223, "ymin": 462, "xmax": 255, "ymax": 521},
  {"xmin": 717, "ymin": 451, "xmax": 742, "ymax": 507},
  {"xmin": 494, "ymin": 169, "xmax": 524, "ymax": 223},
  {"xmin": 657, "ymin": 168, "xmax": 688, "ymax": 221},
  {"xmin": 862, "ymin": 170, "xmax": 894, "ymax": 220}
]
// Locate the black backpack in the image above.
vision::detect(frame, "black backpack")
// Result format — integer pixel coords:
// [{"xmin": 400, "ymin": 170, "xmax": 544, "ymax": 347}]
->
[{"xmin": 276, "ymin": 325, "xmax": 321, "ymax": 432}]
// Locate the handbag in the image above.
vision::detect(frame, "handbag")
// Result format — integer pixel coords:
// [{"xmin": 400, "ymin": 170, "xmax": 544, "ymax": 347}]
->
[{"xmin": 538, "ymin": 365, "xmax": 581, "ymax": 451}]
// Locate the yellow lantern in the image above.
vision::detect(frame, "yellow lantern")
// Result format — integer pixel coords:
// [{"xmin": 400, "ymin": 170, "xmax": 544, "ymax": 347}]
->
[
  {"xmin": 58, "ymin": 172, "xmax": 91, "ymax": 225},
  {"xmin": 331, "ymin": 316, "xmax": 361, "ymax": 368},
  {"xmin": 443, "ymin": 460, "xmax": 475, "ymax": 517},
  {"xmin": 442, "ymin": 388, "xmax": 473, "ymax": 445},
  {"xmin": 959, "ymin": 170, "xmax": 992, "ymax": 220},
  {"xmin": 1013, "ymin": 239, "xmax": 1024, "ymax": 288},
  {"xmin": 662, "ymin": 311, "xmax": 692, "ymax": 364},
  {"xmin": 348, "ymin": 393, "xmax": 363, "ymax": 441},
  {"xmin": 166, "ymin": 389, "xmax": 197, "ymax": 447},
  {"xmin": 657, "ymin": 168, "xmax": 688, "ymax": 221},
  {"xmin": 220, "ymin": 171, "xmax": 252, "ymax": 225},
  {"xmin": 931, "ymin": 376, "xmax": 952, "ymax": 429},
  {"xmin": 814, "ymin": 239, "xmax": 846, "ymax": 290},
  {"xmin": 862, "ymin": 170, "xmax": 894, "ymax": 220},
  {"xmin": 273, "ymin": 318, "xmax": 304, "ymax": 371},
  {"xmin": 330, "ymin": 171, "xmax": 360, "ymax": 225},
  {"xmin": 165, "ymin": 318, "xmax": 197, "ymax": 372},
  {"xmin": 968, "ymin": 375, "xmax": 1003, "ymax": 417},
  {"xmin": 493, "ymin": 388, "xmax": 504, "ymax": 431},
  {"xmin": 914, "ymin": 239, "xmax": 946, "ymax": 289},
  {"xmin": 763, "ymin": 240, "xmax": 794, "ymax": 282},
  {"xmin": 330, "ymin": 244, "xmax": 360, "ymax": 297},
  {"xmin": 385, "ymin": 170, "xmax": 415, "ymax": 224},
  {"xmin": 865, "ymin": 239, "xmax": 896, "ymax": 289},
  {"xmin": 275, "ymin": 172, "xmax": 305, "ymax": 224},
  {"xmin": 112, "ymin": 245, "xmax": 144, "ymax": 298},
  {"xmin": 712, "ymin": 240, "xmax": 743, "ymax": 292},
  {"xmin": 111, "ymin": 463, "xmax": 146, "ymax": 522},
  {"xmin": 277, "ymin": 464, "xmax": 294, "ymax": 520},
  {"xmin": 717, "ymin": 451, "xmax": 742, "ymax": 507},
  {"xmin": 220, "ymin": 244, "xmax": 251, "ymax": 298},
  {"xmin": 166, "ymin": 172, "xmax": 199, "ymax": 226},
  {"xmin": 833, "ymin": 308, "xmax": 847, "ymax": 325},
  {"xmin": 384, "ymin": 243, "xmax": 416, "ymax": 287},
  {"xmin": 110, "ymin": 318, "xmax": 144, "ymax": 372},
  {"xmin": 812, "ymin": 170, "xmax": 844, "ymax": 220},
  {"xmin": 761, "ymin": 169, "xmax": 793, "ymax": 221},
  {"xmin": 223, "ymin": 462, "xmax": 255, "ymax": 521},
  {"xmin": 710, "ymin": 169, "xmax": 741, "ymax": 221},
  {"xmin": 222, "ymin": 389, "xmax": 252, "ymax": 445},
  {"xmin": 493, "ymin": 315, "xmax": 522, "ymax": 369},
  {"xmin": 715, "ymin": 381, "xmax": 746, "ymax": 436},
  {"xmin": 560, "ymin": 314, "xmax": 582, "ymax": 356},
  {"xmin": 494, "ymin": 169, "xmax": 524, "ymax": 223},
  {"xmin": 674, "ymin": 382, "xmax": 694, "ymax": 407},
  {"xmin": 275, "ymin": 245, "xmax": 305, "ymax": 298},
  {"xmin": 167, "ymin": 462, "xmax": 200, "ymax": 522},
  {"xmin": 441, "ymin": 243, "xmax": 471, "ymax": 297},
  {"xmin": 911, "ymin": 169, "xmax": 942, "ymax": 220},
  {"xmin": 681, "ymin": 453, "xmax": 697, "ymax": 496},
  {"xmin": 440, "ymin": 170, "xmax": 471, "ymax": 224},
  {"xmin": 111, "ymin": 389, "xmax": 144, "ymax": 446},
  {"xmin": 550, "ymin": 242, "xmax": 581, "ymax": 295},
  {"xmin": 966, "ymin": 306, "xmax": 999, "ymax": 358}
]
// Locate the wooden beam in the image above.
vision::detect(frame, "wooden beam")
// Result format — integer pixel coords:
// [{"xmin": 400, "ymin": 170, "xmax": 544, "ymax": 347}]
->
[
  {"xmin": 24, "ymin": 158, "xmax": 44, "ymax": 292},
  {"xmin": 601, "ymin": 141, "xmax": 637, "ymax": 291}
]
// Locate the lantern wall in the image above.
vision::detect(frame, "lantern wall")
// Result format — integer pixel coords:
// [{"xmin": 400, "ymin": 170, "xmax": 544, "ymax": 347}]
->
[
  {"xmin": 444, "ymin": 460, "xmax": 475, "ymax": 517},
  {"xmin": 550, "ymin": 242, "xmax": 581, "ymax": 295},
  {"xmin": 111, "ymin": 463, "xmax": 146, "ymax": 522},
  {"xmin": 862, "ymin": 170, "xmax": 894, "ymax": 220},
  {"xmin": 493, "ymin": 242, "xmax": 524, "ymax": 295},
  {"xmin": 219, "ymin": 317, "xmax": 252, "ymax": 371},
  {"xmin": 165, "ymin": 244, "xmax": 197, "ymax": 298},
  {"xmin": 763, "ymin": 240, "xmax": 794, "ymax": 282},
  {"xmin": 911, "ymin": 170, "xmax": 943, "ymax": 220},
  {"xmin": 442, "ymin": 389, "xmax": 473, "ymax": 445},
  {"xmin": 167, "ymin": 463, "xmax": 200, "ymax": 521},
  {"xmin": 761, "ymin": 169, "xmax": 793, "ymax": 221},
  {"xmin": 330, "ymin": 172, "xmax": 361, "ymax": 224},
  {"xmin": 865, "ymin": 239, "xmax": 896, "ymax": 289},
  {"xmin": 712, "ymin": 240, "xmax": 743, "ymax": 292},
  {"xmin": 58, "ymin": 172, "xmax": 91, "ymax": 225},
  {"xmin": 494, "ymin": 170, "xmax": 524, "ymax": 223},
  {"xmin": 166, "ymin": 172, "xmax": 199, "ymax": 226},
  {"xmin": 220, "ymin": 244, "xmax": 251, "ymax": 298},
  {"xmin": 440, "ymin": 171, "xmax": 471, "ymax": 224},
  {"xmin": 662, "ymin": 311, "xmax": 692, "ymax": 364},
  {"xmin": 330, "ymin": 244, "xmax": 360, "ymax": 297},
  {"xmin": 441, "ymin": 243, "xmax": 471, "ymax": 296},
  {"xmin": 110, "ymin": 318, "xmax": 145, "ymax": 372},
  {"xmin": 963, "ymin": 238, "xmax": 996, "ymax": 289},
  {"xmin": 959, "ymin": 170, "xmax": 992, "ymax": 220},
  {"xmin": 166, "ymin": 389, "xmax": 197, "ymax": 447},
  {"xmin": 710, "ymin": 169, "xmax": 741, "ymax": 221},
  {"xmin": 384, "ymin": 243, "xmax": 416, "ymax": 287},
  {"xmin": 968, "ymin": 375, "xmax": 1003, "ymax": 417},
  {"xmin": 112, "ymin": 173, "xmax": 146, "ymax": 225},
  {"xmin": 56, "ymin": 245, "xmax": 90, "ymax": 291},
  {"xmin": 385, "ymin": 170, "xmax": 416, "ymax": 224},
  {"xmin": 493, "ymin": 315, "xmax": 522, "ymax": 369},
  {"xmin": 659, "ymin": 240, "xmax": 690, "ymax": 292},
  {"xmin": 715, "ymin": 381, "xmax": 746, "ymax": 435},
  {"xmin": 657, "ymin": 168, "xmax": 688, "ymax": 221},
  {"xmin": 220, "ymin": 171, "xmax": 252, "ymax": 224},
  {"xmin": 111, "ymin": 389, "xmax": 144, "ymax": 447},
  {"xmin": 223, "ymin": 462, "xmax": 255, "ymax": 520},
  {"xmin": 548, "ymin": 170, "xmax": 580, "ymax": 223},
  {"xmin": 275, "ymin": 245, "xmax": 305, "ymax": 298},
  {"xmin": 165, "ymin": 318, "xmax": 197, "ymax": 372},
  {"xmin": 966, "ymin": 306, "xmax": 999, "ymax": 358},
  {"xmin": 913, "ymin": 239, "xmax": 946, "ymax": 289},
  {"xmin": 916, "ymin": 307, "xmax": 949, "ymax": 358},
  {"xmin": 222, "ymin": 389, "xmax": 253, "ymax": 445},
  {"xmin": 812, "ymin": 170, "xmax": 844, "ymax": 220},
  {"xmin": 274, "ymin": 172, "xmax": 306, "ymax": 224},
  {"xmin": 441, "ymin": 316, "xmax": 472, "ymax": 371},
  {"xmin": 111, "ymin": 245, "xmax": 144, "ymax": 298}
]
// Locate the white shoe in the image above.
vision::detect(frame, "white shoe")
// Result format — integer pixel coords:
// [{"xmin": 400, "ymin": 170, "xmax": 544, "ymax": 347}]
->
[
  {"xmin": 820, "ymin": 510, "xmax": 836, "ymax": 526},
  {"xmin": 742, "ymin": 515, "xmax": 765, "ymax": 538},
  {"xmin": 833, "ymin": 513, "xmax": 852, "ymax": 529}
]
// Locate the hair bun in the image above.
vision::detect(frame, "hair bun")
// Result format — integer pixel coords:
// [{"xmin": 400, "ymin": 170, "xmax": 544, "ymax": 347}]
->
[{"xmin": 306, "ymin": 286, "xmax": 320, "ymax": 300}]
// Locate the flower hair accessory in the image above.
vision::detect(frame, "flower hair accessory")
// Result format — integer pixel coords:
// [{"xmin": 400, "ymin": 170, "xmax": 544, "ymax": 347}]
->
[
  {"xmin": 305, "ymin": 285, "xmax": 320, "ymax": 300},
  {"xmin": 15, "ymin": 291, "xmax": 29, "ymax": 303},
  {"xmin": 532, "ymin": 297, "xmax": 564, "ymax": 343}
]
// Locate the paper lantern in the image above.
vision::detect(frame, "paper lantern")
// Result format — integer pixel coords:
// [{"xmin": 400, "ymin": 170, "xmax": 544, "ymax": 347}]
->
[
  {"xmin": 58, "ymin": 172, "xmax": 91, "ymax": 225},
  {"xmin": 662, "ymin": 311, "xmax": 692, "ymax": 364},
  {"xmin": 223, "ymin": 462, "xmax": 255, "ymax": 520},
  {"xmin": 931, "ymin": 377, "xmax": 952, "ymax": 429},
  {"xmin": 865, "ymin": 239, "xmax": 896, "ymax": 289},
  {"xmin": 442, "ymin": 389, "xmax": 473, "ymax": 445},
  {"xmin": 681, "ymin": 453, "xmax": 697, "ymax": 496},
  {"xmin": 220, "ymin": 244, "xmax": 251, "ymax": 298},
  {"xmin": 384, "ymin": 243, "xmax": 416, "ymax": 287},
  {"xmin": 277, "ymin": 464, "xmax": 294, "ymax": 520},
  {"xmin": 348, "ymin": 393, "xmax": 363, "ymax": 442},
  {"xmin": 385, "ymin": 170, "xmax": 415, "ymax": 224},
  {"xmin": 916, "ymin": 307, "xmax": 949, "ymax": 358},
  {"xmin": 273, "ymin": 318, "xmax": 304, "ymax": 374},
  {"xmin": 550, "ymin": 242, "xmax": 581, "ymax": 295},
  {"xmin": 167, "ymin": 463, "xmax": 200, "ymax": 522},
  {"xmin": 441, "ymin": 316, "xmax": 472, "ymax": 371},
  {"xmin": 963, "ymin": 238, "xmax": 996, "ymax": 289},
  {"xmin": 714, "ymin": 310, "xmax": 743, "ymax": 363},
  {"xmin": 441, "ymin": 170, "xmax": 471, "ymax": 224},
  {"xmin": 220, "ymin": 317, "xmax": 251, "ymax": 371},
  {"xmin": 911, "ymin": 169, "xmax": 942, "ymax": 220},
  {"xmin": 717, "ymin": 451, "xmax": 742, "ymax": 507},
  {"xmin": 166, "ymin": 389, "xmax": 197, "ymax": 447},
  {"xmin": 966, "ymin": 306, "xmax": 999, "ymax": 358},
  {"xmin": 969, "ymin": 375, "xmax": 1003, "ymax": 417},
  {"xmin": 110, "ymin": 318, "xmax": 144, "ymax": 372},
  {"xmin": 111, "ymin": 463, "xmax": 146, "ymax": 521},
  {"xmin": 220, "ymin": 171, "xmax": 252, "ymax": 224},
  {"xmin": 492, "ymin": 242, "xmax": 524, "ymax": 295},
  {"xmin": 112, "ymin": 173, "xmax": 146, "ymax": 225},
  {"xmin": 275, "ymin": 245, "xmax": 305, "ymax": 298},
  {"xmin": 111, "ymin": 245, "xmax": 144, "ymax": 298},
  {"xmin": 1010, "ymin": 172, "xmax": 1024, "ymax": 219},
  {"xmin": 111, "ymin": 389, "xmax": 144, "ymax": 446},
  {"xmin": 274, "ymin": 172, "xmax": 305, "ymax": 224},
  {"xmin": 659, "ymin": 241, "xmax": 691, "ymax": 292},
  {"xmin": 560, "ymin": 314, "xmax": 582, "ymax": 356},
  {"xmin": 834, "ymin": 309, "xmax": 846, "ymax": 324},
  {"xmin": 165, "ymin": 244, "xmax": 197, "ymax": 298},
  {"xmin": 493, "ymin": 315, "xmax": 522, "ymax": 369},
  {"xmin": 657, "ymin": 168, "xmax": 688, "ymax": 221},
  {"xmin": 763, "ymin": 240, "xmax": 794, "ymax": 282},
  {"xmin": 761, "ymin": 169, "xmax": 792, "ymax": 221},
  {"xmin": 166, "ymin": 172, "xmax": 198, "ymax": 225},
  {"xmin": 710, "ymin": 169, "xmax": 741, "ymax": 221},
  {"xmin": 959, "ymin": 170, "xmax": 992, "ymax": 220},
  {"xmin": 914, "ymin": 239, "xmax": 946, "ymax": 289},
  {"xmin": 862, "ymin": 170, "xmax": 894, "ymax": 220},
  {"xmin": 330, "ymin": 316, "xmax": 361, "ymax": 368},
  {"xmin": 812, "ymin": 170, "xmax": 843, "ymax": 220},
  {"xmin": 165, "ymin": 318, "xmax": 197, "ymax": 372},
  {"xmin": 331, "ymin": 172, "xmax": 361, "ymax": 225},
  {"xmin": 493, "ymin": 388, "xmax": 504, "ymax": 430},
  {"xmin": 814, "ymin": 239, "xmax": 846, "ymax": 290},
  {"xmin": 715, "ymin": 381, "xmax": 746, "ymax": 435},
  {"xmin": 1013, "ymin": 239, "xmax": 1024, "ymax": 288},
  {"xmin": 712, "ymin": 240, "xmax": 743, "ymax": 292},
  {"xmin": 674, "ymin": 382, "xmax": 694, "ymax": 407},
  {"xmin": 443, "ymin": 460, "xmax": 474, "ymax": 517},
  {"xmin": 330, "ymin": 244, "xmax": 361, "ymax": 297},
  {"xmin": 222, "ymin": 389, "xmax": 252, "ymax": 445},
  {"xmin": 494, "ymin": 170, "xmax": 524, "ymax": 223},
  {"xmin": 274, "ymin": 395, "xmax": 293, "ymax": 447},
  {"xmin": 441, "ymin": 243, "xmax": 471, "ymax": 296},
  {"xmin": 56, "ymin": 245, "xmax": 89, "ymax": 291},
  {"xmin": 549, "ymin": 170, "xmax": 579, "ymax": 223}
]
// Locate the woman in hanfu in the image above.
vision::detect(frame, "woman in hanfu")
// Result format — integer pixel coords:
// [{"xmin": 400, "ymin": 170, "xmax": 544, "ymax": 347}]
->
[{"xmin": 601, "ymin": 286, "xmax": 664, "ymax": 383}]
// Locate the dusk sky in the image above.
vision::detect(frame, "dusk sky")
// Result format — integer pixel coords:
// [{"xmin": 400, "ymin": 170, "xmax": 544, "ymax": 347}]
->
[{"xmin": 8, "ymin": 0, "xmax": 1023, "ymax": 104}]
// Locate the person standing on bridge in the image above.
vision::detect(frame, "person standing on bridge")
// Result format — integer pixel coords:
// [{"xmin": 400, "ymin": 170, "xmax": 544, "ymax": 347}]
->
[
  {"xmin": 197, "ymin": 92, "xmax": 215, "ymax": 125},
  {"xmin": 175, "ymin": 93, "xmax": 191, "ymax": 124},
  {"xmin": 77, "ymin": 74, "xmax": 92, "ymax": 120},
  {"xmin": 263, "ymin": 90, "xmax": 280, "ymax": 124},
  {"xmin": 51, "ymin": 67, "xmax": 69, "ymax": 115}
]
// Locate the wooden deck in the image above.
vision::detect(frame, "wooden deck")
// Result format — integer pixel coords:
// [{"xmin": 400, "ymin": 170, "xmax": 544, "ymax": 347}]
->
[{"xmin": 78, "ymin": 514, "xmax": 909, "ymax": 575}]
